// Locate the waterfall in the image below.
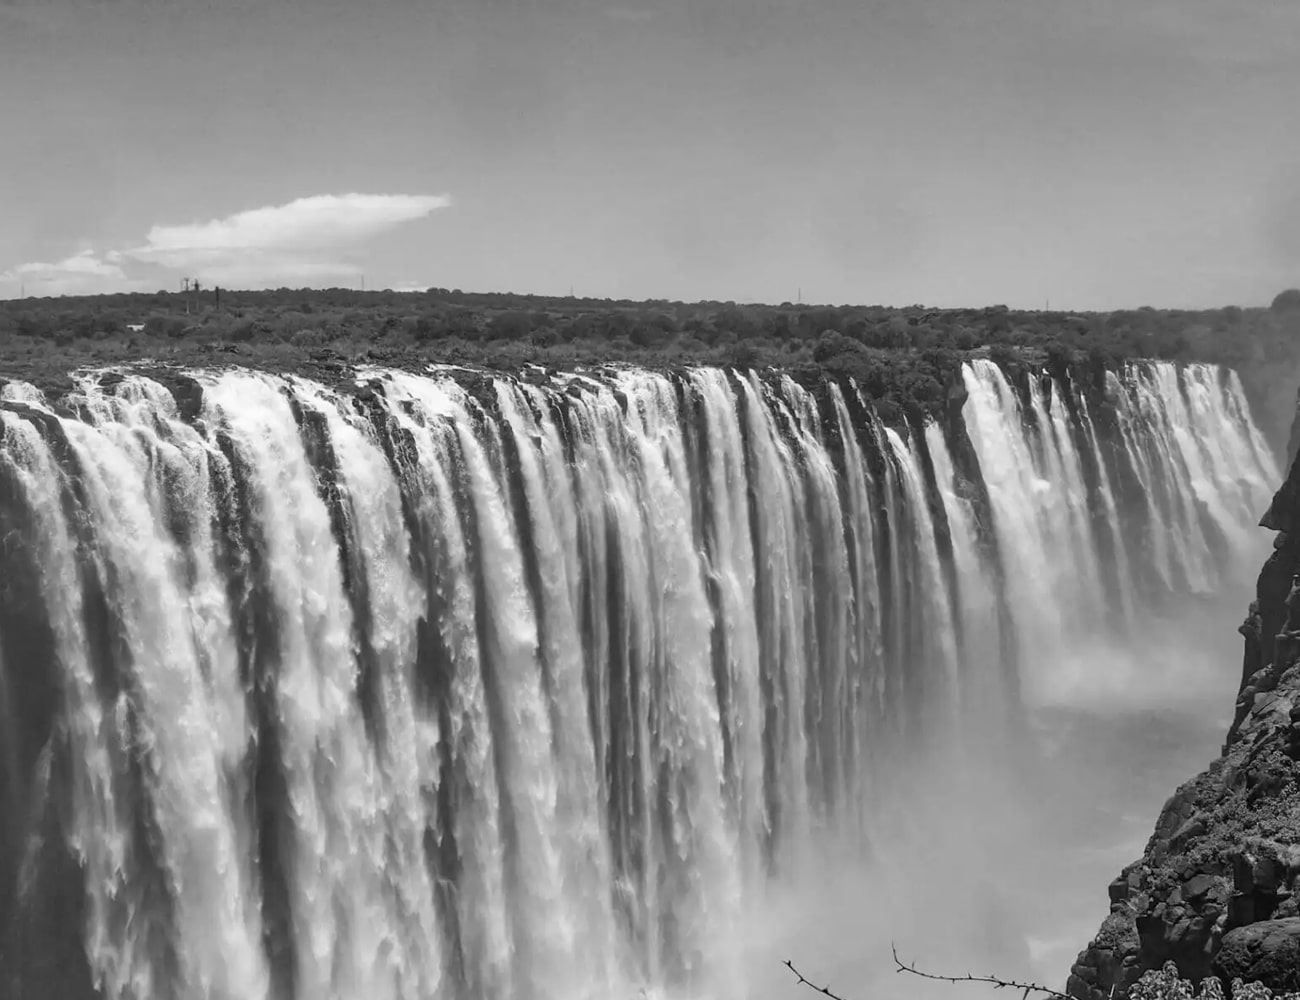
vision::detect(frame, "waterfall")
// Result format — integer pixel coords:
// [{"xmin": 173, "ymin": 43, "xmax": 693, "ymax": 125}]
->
[
  {"xmin": 0, "ymin": 359, "xmax": 1279, "ymax": 1000},
  {"xmin": 925, "ymin": 422, "xmax": 1007, "ymax": 724}
]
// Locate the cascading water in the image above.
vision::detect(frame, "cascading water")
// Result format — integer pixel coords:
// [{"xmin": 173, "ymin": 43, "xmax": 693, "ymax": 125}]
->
[{"xmin": 0, "ymin": 359, "xmax": 1279, "ymax": 1000}]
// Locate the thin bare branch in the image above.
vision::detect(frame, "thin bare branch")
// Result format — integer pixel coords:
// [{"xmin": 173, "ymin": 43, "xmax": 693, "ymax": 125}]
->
[
  {"xmin": 783, "ymin": 948, "xmax": 1076, "ymax": 1000},
  {"xmin": 890, "ymin": 944, "xmax": 1074, "ymax": 1000},
  {"xmin": 784, "ymin": 958, "xmax": 853, "ymax": 1000}
]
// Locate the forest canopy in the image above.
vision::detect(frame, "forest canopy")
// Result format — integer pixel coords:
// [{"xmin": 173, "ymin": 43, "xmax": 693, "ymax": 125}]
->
[{"xmin": 3, "ymin": 286, "xmax": 1299, "ymax": 444}]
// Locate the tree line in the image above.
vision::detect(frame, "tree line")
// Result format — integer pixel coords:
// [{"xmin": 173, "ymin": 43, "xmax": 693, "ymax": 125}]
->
[{"xmin": 2, "ymin": 286, "xmax": 1299, "ymax": 442}]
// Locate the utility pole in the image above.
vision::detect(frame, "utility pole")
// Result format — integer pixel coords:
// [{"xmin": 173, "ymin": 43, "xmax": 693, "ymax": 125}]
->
[{"xmin": 182, "ymin": 277, "xmax": 191, "ymax": 314}]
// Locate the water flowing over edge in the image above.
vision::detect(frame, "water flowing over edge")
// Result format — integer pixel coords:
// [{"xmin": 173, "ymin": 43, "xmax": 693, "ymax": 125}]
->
[{"xmin": 0, "ymin": 359, "xmax": 1279, "ymax": 1000}]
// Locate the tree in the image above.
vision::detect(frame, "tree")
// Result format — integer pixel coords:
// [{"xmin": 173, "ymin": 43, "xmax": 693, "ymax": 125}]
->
[{"xmin": 1270, "ymin": 289, "xmax": 1300, "ymax": 313}]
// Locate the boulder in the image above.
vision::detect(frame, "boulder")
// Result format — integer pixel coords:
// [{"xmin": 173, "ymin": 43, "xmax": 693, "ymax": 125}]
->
[{"xmin": 1212, "ymin": 918, "xmax": 1300, "ymax": 993}]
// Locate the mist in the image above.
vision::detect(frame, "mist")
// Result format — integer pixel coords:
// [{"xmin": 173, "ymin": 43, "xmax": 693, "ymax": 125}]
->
[{"xmin": 731, "ymin": 569, "xmax": 1258, "ymax": 1000}]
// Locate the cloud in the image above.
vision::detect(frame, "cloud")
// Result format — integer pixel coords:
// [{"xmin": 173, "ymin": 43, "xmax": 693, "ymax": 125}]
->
[
  {"xmin": 0, "ymin": 191, "xmax": 453, "ymax": 297},
  {"xmin": 111, "ymin": 191, "xmax": 450, "ymax": 288},
  {"xmin": 127, "ymin": 193, "xmax": 451, "ymax": 265},
  {"xmin": 5, "ymin": 250, "xmax": 122, "ymax": 279},
  {"xmin": 0, "ymin": 250, "xmax": 137, "ymax": 296}
]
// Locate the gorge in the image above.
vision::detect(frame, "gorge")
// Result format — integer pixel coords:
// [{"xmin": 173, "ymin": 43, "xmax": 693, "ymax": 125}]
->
[{"xmin": 0, "ymin": 357, "xmax": 1281, "ymax": 1000}]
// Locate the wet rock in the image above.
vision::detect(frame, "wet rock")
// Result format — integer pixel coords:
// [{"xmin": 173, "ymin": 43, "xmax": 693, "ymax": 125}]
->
[
  {"xmin": 167, "ymin": 376, "xmax": 205, "ymax": 423},
  {"xmin": 943, "ymin": 375, "xmax": 969, "ymax": 426}
]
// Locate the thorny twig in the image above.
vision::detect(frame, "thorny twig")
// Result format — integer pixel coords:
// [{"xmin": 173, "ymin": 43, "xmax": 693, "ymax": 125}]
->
[
  {"xmin": 783, "ymin": 947, "xmax": 1075, "ymax": 1000},
  {"xmin": 784, "ymin": 958, "xmax": 852, "ymax": 1000},
  {"xmin": 890, "ymin": 946, "xmax": 1074, "ymax": 1000}
]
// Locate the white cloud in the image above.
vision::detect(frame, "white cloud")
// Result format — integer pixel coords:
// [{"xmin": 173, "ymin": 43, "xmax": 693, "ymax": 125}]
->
[
  {"xmin": 112, "ymin": 191, "xmax": 451, "ymax": 288},
  {"xmin": 6, "ymin": 250, "xmax": 123, "ymax": 279},
  {"xmin": 0, "ymin": 251, "xmax": 135, "ymax": 296},
  {"xmin": 127, "ymin": 193, "xmax": 451, "ymax": 265},
  {"xmin": 0, "ymin": 192, "xmax": 452, "ymax": 297}
]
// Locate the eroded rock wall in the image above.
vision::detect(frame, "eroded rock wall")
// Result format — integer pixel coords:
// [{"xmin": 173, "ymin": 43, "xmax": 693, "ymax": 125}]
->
[{"xmin": 1068, "ymin": 439, "xmax": 1300, "ymax": 998}]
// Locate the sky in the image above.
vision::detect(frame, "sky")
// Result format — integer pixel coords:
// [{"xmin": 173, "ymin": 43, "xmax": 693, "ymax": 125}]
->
[{"xmin": 1, "ymin": 0, "xmax": 1298, "ymax": 310}]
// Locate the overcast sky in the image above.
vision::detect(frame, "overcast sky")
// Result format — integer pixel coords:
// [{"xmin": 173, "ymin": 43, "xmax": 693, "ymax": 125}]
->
[{"xmin": 2, "ymin": 0, "xmax": 1298, "ymax": 309}]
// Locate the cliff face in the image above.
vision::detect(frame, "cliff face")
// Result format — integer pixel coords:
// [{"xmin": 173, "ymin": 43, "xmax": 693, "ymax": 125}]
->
[{"xmin": 1067, "ymin": 414, "xmax": 1300, "ymax": 998}]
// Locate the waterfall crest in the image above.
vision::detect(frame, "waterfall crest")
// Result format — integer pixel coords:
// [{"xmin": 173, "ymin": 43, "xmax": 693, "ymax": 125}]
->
[{"xmin": 0, "ymin": 360, "xmax": 1279, "ymax": 1000}]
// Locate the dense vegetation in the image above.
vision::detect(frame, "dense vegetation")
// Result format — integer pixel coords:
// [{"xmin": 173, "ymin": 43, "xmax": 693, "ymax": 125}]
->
[
  {"xmin": 3, "ymin": 286, "xmax": 1300, "ymax": 443},
  {"xmin": 1127, "ymin": 965, "xmax": 1297, "ymax": 1000}
]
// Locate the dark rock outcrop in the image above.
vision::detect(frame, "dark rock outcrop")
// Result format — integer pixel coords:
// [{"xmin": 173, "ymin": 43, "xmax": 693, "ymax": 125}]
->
[
  {"xmin": 1213, "ymin": 918, "xmax": 1300, "ymax": 994},
  {"xmin": 1068, "ymin": 448, "xmax": 1300, "ymax": 998}
]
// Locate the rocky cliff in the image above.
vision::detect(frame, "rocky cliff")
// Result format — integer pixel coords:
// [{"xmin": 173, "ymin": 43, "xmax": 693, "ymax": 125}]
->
[{"xmin": 1068, "ymin": 405, "xmax": 1300, "ymax": 998}]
